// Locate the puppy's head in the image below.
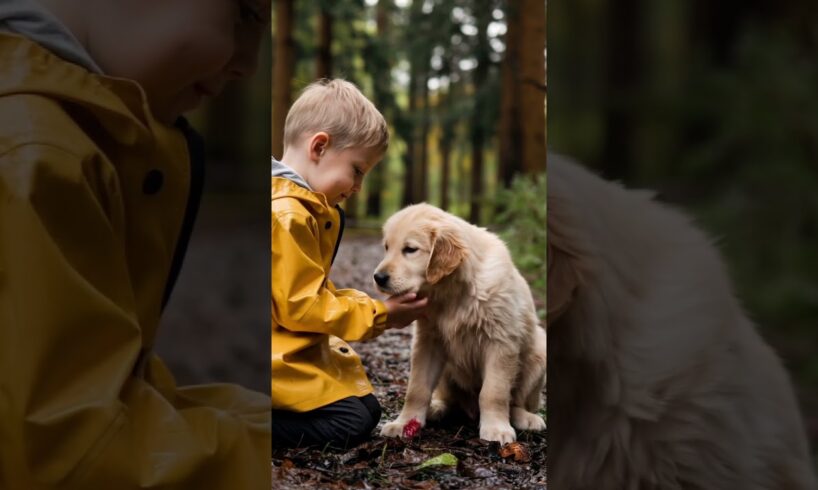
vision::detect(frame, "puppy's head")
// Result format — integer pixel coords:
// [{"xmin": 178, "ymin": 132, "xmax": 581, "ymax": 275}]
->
[{"xmin": 374, "ymin": 204, "xmax": 467, "ymax": 296}]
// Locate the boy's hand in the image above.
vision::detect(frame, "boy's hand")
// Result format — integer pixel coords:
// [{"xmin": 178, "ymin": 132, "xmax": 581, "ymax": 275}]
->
[{"xmin": 384, "ymin": 292, "xmax": 428, "ymax": 330}]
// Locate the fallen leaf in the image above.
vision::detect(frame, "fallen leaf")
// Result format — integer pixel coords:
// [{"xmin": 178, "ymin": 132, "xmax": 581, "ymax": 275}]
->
[
  {"xmin": 402, "ymin": 417, "xmax": 422, "ymax": 438},
  {"xmin": 415, "ymin": 453, "xmax": 457, "ymax": 471},
  {"xmin": 415, "ymin": 452, "xmax": 458, "ymax": 470},
  {"xmin": 498, "ymin": 441, "xmax": 531, "ymax": 463},
  {"xmin": 276, "ymin": 458, "xmax": 295, "ymax": 479}
]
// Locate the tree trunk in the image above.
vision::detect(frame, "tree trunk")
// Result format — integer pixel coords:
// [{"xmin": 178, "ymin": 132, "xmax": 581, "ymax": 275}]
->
[
  {"xmin": 400, "ymin": 0, "xmax": 430, "ymax": 207},
  {"xmin": 519, "ymin": 0, "xmax": 547, "ymax": 175},
  {"xmin": 439, "ymin": 83, "xmax": 453, "ymax": 212},
  {"xmin": 439, "ymin": 69, "xmax": 456, "ymax": 211},
  {"xmin": 500, "ymin": 0, "xmax": 546, "ymax": 184},
  {"xmin": 401, "ymin": 61, "xmax": 419, "ymax": 207},
  {"xmin": 415, "ymin": 71, "xmax": 430, "ymax": 203},
  {"xmin": 602, "ymin": 0, "xmax": 640, "ymax": 180},
  {"xmin": 499, "ymin": 1, "xmax": 521, "ymax": 186},
  {"xmin": 366, "ymin": 0, "xmax": 393, "ymax": 218},
  {"xmin": 316, "ymin": 5, "xmax": 333, "ymax": 79},
  {"xmin": 469, "ymin": 2, "xmax": 491, "ymax": 224},
  {"xmin": 469, "ymin": 132, "xmax": 484, "ymax": 223},
  {"xmin": 272, "ymin": 0, "xmax": 295, "ymax": 159},
  {"xmin": 440, "ymin": 137, "xmax": 451, "ymax": 210}
]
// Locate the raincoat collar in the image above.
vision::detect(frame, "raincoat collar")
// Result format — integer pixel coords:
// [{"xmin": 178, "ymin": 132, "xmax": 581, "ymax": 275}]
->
[
  {"xmin": 271, "ymin": 156, "xmax": 312, "ymax": 190},
  {"xmin": 270, "ymin": 176, "xmax": 347, "ymax": 266},
  {"xmin": 271, "ymin": 174, "xmax": 336, "ymax": 217},
  {"xmin": 0, "ymin": 32, "xmax": 160, "ymax": 145}
]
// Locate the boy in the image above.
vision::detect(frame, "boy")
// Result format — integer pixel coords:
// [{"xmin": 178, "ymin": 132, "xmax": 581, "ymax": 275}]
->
[
  {"xmin": 271, "ymin": 79, "xmax": 428, "ymax": 448},
  {"xmin": 0, "ymin": 1, "xmax": 271, "ymax": 488}
]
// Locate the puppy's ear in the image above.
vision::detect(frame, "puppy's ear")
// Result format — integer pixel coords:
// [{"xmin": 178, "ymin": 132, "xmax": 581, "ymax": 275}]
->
[{"xmin": 426, "ymin": 227, "xmax": 467, "ymax": 284}]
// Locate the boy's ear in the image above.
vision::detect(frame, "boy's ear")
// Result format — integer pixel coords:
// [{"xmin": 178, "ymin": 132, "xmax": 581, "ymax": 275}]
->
[{"xmin": 309, "ymin": 132, "xmax": 330, "ymax": 162}]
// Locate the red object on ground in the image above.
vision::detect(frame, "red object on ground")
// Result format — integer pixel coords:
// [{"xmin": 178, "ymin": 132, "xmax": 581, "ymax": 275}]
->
[{"xmin": 402, "ymin": 418, "xmax": 422, "ymax": 438}]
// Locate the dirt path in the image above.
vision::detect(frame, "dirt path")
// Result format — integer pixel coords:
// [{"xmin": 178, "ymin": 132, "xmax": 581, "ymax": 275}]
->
[
  {"xmin": 156, "ymin": 195, "xmax": 269, "ymax": 393},
  {"xmin": 272, "ymin": 233, "xmax": 547, "ymax": 489}
]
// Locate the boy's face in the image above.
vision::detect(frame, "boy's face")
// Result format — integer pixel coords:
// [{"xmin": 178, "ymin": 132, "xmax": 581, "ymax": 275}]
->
[
  {"xmin": 307, "ymin": 134, "xmax": 382, "ymax": 207},
  {"xmin": 98, "ymin": 0, "xmax": 270, "ymax": 123}
]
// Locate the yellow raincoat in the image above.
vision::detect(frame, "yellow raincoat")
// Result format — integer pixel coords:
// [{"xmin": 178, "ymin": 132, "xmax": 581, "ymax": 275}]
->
[
  {"xmin": 0, "ymin": 33, "xmax": 269, "ymax": 489},
  {"xmin": 271, "ymin": 177, "xmax": 388, "ymax": 412}
]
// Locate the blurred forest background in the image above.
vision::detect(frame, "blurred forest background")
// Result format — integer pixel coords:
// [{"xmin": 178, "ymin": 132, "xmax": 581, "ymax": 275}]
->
[
  {"xmin": 155, "ymin": 35, "xmax": 272, "ymax": 394},
  {"xmin": 549, "ymin": 0, "xmax": 818, "ymax": 463},
  {"xmin": 272, "ymin": 0, "xmax": 546, "ymax": 311}
]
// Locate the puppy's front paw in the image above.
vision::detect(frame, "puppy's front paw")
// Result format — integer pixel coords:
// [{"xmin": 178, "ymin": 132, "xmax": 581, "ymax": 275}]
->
[
  {"xmin": 380, "ymin": 420, "xmax": 406, "ymax": 438},
  {"xmin": 511, "ymin": 408, "xmax": 546, "ymax": 431},
  {"xmin": 480, "ymin": 421, "xmax": 516, "ymax": 444}
]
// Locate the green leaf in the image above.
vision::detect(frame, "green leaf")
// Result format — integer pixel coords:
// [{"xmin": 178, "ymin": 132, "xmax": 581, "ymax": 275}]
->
[{"xmin": 415, "ymin": 452, "xmax": 458, "ymax": 470}]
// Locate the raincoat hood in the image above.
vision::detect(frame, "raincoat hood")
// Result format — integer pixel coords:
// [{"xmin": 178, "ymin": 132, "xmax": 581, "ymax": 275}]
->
[
  {"xmin": 271, "ymin": 156, "xmax": 312, "ymax": 190},
  {"xmin": 0, "ymin": 0, "xmax": 103, "ymax": 73}
]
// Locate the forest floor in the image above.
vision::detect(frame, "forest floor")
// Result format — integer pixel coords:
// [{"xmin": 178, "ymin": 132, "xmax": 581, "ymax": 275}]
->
[{"xmin": 271, "ymin": 232, "xmax": 547, "ymax": 489}]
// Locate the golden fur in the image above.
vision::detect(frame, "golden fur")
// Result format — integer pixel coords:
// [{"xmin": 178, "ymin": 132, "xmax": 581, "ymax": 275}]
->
[
  {"xmin": 548, "ymin": 155, "xmax": 816, "ymax": 489},
  {"xmin": 375, "ymin": 203, "xmax": 546, "ymax": 444}
]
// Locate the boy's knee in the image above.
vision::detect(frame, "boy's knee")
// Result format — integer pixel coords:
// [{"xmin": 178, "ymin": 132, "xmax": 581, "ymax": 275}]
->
[
  {"xmin": 327, "ymin": 395, "xmax": 381, "ymax": 446},
  {"xmin": 272, "ymin": 396, "xmax": 383, "ymax": 448},
  {"xmin": 360, "ymin": 393, "xmax": 382, "ymax": 428}
]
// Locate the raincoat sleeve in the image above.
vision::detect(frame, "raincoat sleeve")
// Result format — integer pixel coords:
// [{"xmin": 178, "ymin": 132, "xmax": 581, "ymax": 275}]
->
[
  {"xmin": 0, "ymin": 144, "xmax": 270, "ymax": 489},
  {"xmin": 271, "ymin": 210, "xmax": 388, "ymax": 342}
]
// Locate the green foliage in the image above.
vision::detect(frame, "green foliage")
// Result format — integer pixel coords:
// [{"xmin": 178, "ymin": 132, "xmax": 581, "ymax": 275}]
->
[
  {"xmin": 492, "ymin": 173, "xmax": 547, "ymax": 319},
  {"xmin": 676, "ymin": 28, "xmax": 818, "ymax": 335}
]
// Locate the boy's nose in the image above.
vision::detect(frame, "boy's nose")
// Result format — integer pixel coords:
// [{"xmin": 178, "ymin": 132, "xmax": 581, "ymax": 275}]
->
[{"xmin": 374, "ymin": 272, "xmax": 390, "ymax": 287}]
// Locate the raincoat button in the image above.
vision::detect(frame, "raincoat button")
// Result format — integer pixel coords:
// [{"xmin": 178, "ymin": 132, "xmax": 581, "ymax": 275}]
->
[
  {"xmin": 324, "ymin": 221, "xmax": 332, "ymax": 230},
  {"xmin": 143, "ymin": 169, "xmax": 164, "ymax": 195}
]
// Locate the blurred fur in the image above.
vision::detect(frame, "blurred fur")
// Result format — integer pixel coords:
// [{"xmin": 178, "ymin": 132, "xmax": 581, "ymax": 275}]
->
[
  {"xmin": 376, "ymin": 203, "xmax": 546, "ymax": 444},
  {"xmin": 548, "ymin": 154, "xmax": 816, "ymax": 489}
]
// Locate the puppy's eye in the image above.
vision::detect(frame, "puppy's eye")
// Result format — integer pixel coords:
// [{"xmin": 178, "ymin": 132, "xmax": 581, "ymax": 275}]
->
[
  {"xmin": 402, "ymin": 246, "xmax": 418, "ymax": 254},
  {"xmin": 384, "ymin": 244, "xmax": 389, "ymax": 251}
]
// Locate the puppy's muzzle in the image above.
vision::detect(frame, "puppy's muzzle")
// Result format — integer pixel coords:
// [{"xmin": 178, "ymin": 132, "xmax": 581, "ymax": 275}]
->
[{"xmin": 374, "ymin": 272, "xmax": 390, "ymax": 287}]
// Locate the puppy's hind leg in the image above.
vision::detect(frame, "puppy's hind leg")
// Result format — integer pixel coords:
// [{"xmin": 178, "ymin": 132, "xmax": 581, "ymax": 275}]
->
[
  {"xmin": 428, "ymin": 371, "xmax": 453, "ymax": 422},
  {"xmin": 511, "ymin": 328, "xmax": 547, "ymax": 432}
]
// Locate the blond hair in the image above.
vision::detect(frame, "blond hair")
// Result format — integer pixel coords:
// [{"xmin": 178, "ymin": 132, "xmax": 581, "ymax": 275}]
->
[{"xmin": 283, "ymin": 79, "xmax": 389, "ymax": 154}]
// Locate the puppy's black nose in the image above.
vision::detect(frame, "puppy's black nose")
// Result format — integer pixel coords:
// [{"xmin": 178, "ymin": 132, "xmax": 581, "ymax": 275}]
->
[{"xmin": 374, "ymin": 272, "xmax": 390, "ymax": 287}]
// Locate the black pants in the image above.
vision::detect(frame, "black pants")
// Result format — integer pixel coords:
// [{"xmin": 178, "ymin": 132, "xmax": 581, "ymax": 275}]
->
[{"xmin": 271, "ymin": 394, "xmax": 382, "ymax": 449}]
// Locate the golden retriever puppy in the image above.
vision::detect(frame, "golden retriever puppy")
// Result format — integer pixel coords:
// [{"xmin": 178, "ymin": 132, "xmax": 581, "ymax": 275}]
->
[
  {"xmin": 375, "ymin": 203, "xmax": 546, "ymax": 444},
  {"xmin": 548, "ymin": 154, "xmax": 816, "ymax": 489}
]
